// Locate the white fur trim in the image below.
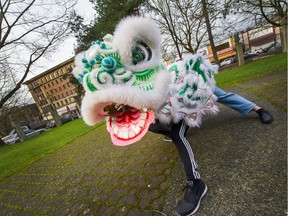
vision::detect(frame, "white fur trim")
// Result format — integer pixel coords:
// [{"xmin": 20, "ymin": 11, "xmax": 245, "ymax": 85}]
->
[
  {"xmin": 112, "ymin": 16, "xmax": 162, "ymax": 72},
  {"xmin": 81, "ymin": 69, "xmax": 172, "ymax": 125}
]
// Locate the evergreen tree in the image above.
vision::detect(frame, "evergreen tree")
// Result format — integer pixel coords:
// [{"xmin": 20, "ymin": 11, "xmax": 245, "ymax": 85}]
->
[{"xmin": 71, "ymin": 0, "xmax": 146, "ymax": 53}]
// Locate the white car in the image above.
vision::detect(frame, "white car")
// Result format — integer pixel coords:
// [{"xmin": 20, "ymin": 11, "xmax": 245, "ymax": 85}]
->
[
  {"xmin": 220, "ymin": 58, "xmax": 233, "ymax": 67},
  {"xmin": 5, "ymin": 134, "xmax": 20, "ymax": 144},
  {"xmin": 2, "ymin": 127, "xmax": 47, "ymax": 144}
]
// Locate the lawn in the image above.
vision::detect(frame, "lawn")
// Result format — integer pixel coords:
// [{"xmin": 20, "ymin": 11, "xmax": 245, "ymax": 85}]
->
[
  {"xmin": 0, "ymin": 52, "xmax": 286, "ymax": 182},
  {"xmin": 0, "ymin": 119, "xmax": 104, "ymax": 181},
  {"xmin": 215, "ymin": 52, "xmax": 287, "ymax": 88}
]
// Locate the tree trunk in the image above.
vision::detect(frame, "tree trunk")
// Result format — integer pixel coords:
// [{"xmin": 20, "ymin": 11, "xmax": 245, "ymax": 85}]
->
[
  {"xmin": 0, "ymin": 139, "xmax": 5, "ymax": 146},
  {"xmin": 201, "ymin": 0, "xmax": 219, "ymax": 65},
  {"xmin": 280, "ymin": 16, "xmax": 287, "ymax": 52}
]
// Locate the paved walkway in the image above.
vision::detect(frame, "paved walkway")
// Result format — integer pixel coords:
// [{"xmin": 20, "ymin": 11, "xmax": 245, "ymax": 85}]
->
[{"xmin": 0, "ymin": 72, "xmax": 287, "ymax": 216}]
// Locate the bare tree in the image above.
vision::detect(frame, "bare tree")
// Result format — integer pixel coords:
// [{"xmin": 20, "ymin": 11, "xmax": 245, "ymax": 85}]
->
[
  {"xmin": 201, "ymin": 0, "xmax": 220, "ymax": 65},
  {"xmin": 0, "ymin": 0, "xmax": 77, "ymax": 110},
  {"xmin": 234, "ymin": 0, "xmax": 287, "ymax": 51},
  {"xmin": 146, "ymin": 0, "xmax": 207, "ymax": 59}
]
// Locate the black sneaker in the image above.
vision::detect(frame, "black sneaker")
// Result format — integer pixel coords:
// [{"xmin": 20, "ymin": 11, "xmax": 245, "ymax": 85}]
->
[
  {"xmin": 175, "ymin": 179, "xmax": 208, "ymax": 216},
  {"xmin": 163, "ymin": 135, "xmax": 172, "ymax": 142},
  {"xmin": 256, "ymin": 108, "xmax": 274, "ymax": 124}
]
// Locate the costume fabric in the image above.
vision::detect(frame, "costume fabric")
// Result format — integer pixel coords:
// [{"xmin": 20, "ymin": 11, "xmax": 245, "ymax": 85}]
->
[{"xmin": 150, "ymin": 87, "xmax": 257, "ymax": 181}]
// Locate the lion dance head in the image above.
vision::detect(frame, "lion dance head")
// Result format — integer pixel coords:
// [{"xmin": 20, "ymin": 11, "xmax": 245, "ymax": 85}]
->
[{"xmin": 72, "ymin": 17, "xmax": 172, "ymax": 146}]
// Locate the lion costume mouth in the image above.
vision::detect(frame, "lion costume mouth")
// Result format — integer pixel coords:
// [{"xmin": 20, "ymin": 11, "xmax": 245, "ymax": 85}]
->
[{"xmin": 105, "ymin": 104, "xmax": 154, "ymax": 146}]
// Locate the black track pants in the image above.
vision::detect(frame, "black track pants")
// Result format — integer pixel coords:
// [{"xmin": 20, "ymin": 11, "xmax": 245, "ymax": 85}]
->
[{"xmin": 149, "ymin": 120, "xmax": 200, "ymax": 181}]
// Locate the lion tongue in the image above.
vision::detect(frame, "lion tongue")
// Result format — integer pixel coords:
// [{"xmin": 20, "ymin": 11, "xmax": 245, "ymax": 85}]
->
[{"xmin": 115, "ymin": 109, "xmax": 141, "ymax": 124}]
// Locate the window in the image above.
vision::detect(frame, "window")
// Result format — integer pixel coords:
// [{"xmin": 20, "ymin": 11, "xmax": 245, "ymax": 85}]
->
[
  {"xmin": 59, "ymin": 86, "xmax": 62, "ymax": 91},
  {"xmin": 61, "ymin": 101, "xmax": 64, "ymax": 106},
  {"xmin": 63, "ymin": 84, "xmax": 66, "ymax": 89},
  {"xmin": 55, "ymin": 80, "xmax": 59, "ymax": 84},
  {"xmin": 215, "ymin": 42, "xmax": 229, "ymax": 52},
  {"xmin": 47, "ymin": 83, "xmax": 50, "ymax": 88},
  {"xmin": 65, "ymin": 99, "xmax": 68, "ymax": 104},
  {"xmin": 51, "ymin": 81, "xmax": 54, "ymax": 86}
]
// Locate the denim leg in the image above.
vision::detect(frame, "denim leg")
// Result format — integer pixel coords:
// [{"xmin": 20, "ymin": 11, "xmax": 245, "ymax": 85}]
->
[{"xmin": 214, "ymin": 87, "xmax": 255, "ymax": 116}]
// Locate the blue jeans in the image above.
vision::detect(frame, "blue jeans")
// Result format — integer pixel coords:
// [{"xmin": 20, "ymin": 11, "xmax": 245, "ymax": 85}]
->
[{"xmin": 214, "ymin": 87, "xmax": 255, "ymax": 116}]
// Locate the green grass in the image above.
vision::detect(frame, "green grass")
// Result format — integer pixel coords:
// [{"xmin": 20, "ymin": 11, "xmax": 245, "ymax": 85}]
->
[
  {"xmin": 247, "ymin": 78, "xmax": 287, "ymax": 112},
  {"xmin": 0, "ymin": 119, "xmax": 104, "ymax": 181},
  {"xmin": 216, "ymin": 52, "xmax": 287, "ymax": 88}
]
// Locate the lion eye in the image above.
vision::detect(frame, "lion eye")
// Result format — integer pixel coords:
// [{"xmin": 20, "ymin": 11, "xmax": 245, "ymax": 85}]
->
[{"xmin": 132, "ymin": 41, "xmax": 152, "ymax": 65}]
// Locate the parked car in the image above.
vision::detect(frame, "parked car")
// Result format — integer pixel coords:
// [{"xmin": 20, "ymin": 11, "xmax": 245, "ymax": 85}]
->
[
  {"xmin": 46, "ymin": 113, "xmax": 79, "ymax": 128},
  {"xmin": 244, "ymin": 51, "xmax": 257, "ymax": 59},
  {"xmin": 60, "ymin": 113, "xmax": 74, "ymax": 124},
  {"xmin": 2, "ymin": 126, "xmax": 47, "ymax": 144},
  {"xmin": 5, "ymin": 133, "xmax": 20, "ymax": 144},
  {"xmin": 220, "ymin": 57, "xmax": 236, "ymax": 67},
  {"xmin": 263, "ymin": 42, "xmax": 282, "ymax": 53},
  {"xmin": 254, "ymin": 48, "xmax": 264, "ymax": 55}
]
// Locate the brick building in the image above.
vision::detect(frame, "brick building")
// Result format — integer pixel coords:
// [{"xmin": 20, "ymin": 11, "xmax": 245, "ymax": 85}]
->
[{"xmin": 24, "ymin": 57, "xmax": 80, "ymax": 120}]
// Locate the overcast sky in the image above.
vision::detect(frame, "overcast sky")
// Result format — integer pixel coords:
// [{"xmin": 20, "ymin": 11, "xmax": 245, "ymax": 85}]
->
[{"xmin": 28, "ymin": 0, "xmax": 95, "ymax": 79}]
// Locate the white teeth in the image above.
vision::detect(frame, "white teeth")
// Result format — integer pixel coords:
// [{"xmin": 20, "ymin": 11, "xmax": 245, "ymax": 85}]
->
[
  {"xmin": 134, "ymin": 126, "xmax": 141, "ymax": 134},
  {"xmin": 113, "ymin": 127, "xmax": 119, "ymax": 134},
  {"xmin": 117, "ymin": 131, "xmax": 125, "ymax": 138},
  {"xmin": 117, "ymin": 130, "xmax": 129, "ymax": 139},
  {"xmin": 117, "ymin": 132, "xmax": 123, "ymax": 138},
  {"xmin": 129, "ymin": 131, "xmax": 136, "ymax": 138},
  {"xmin": 122, "ymin": 132, "xmax": 129, "ymax": 139},
  {"xmin": 138, "ymin": 119, "xmax": 145, "ymax": 127},
  {"xmin": 140, "ymin": 113, "xmax": 147, "ymax": 120},
  {"xmin": 111, "ymin": 121, "xmax": 116, "ymax": 128},
  {"xmin": 143, "ymin": 108, "xmax": 148, "ymax": 112}
]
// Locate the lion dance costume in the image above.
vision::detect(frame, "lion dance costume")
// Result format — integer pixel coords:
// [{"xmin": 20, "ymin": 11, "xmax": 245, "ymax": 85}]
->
[{"xmin": 72, "ymin": 16, "xmax": 219, "ymax": 146}]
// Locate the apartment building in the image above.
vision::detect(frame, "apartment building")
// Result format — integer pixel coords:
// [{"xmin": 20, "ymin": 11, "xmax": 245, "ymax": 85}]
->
[{"xmin": 24, "ymin": 57, "xmax": 80, "ymax": 120}]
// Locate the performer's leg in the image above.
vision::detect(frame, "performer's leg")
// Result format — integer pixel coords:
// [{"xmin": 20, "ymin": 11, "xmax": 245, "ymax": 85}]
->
[
  {"xmin": 214, "ymin": 86, "xmax": 273, "ymax": 123},
  {"xmin": 171, "ymin": 120, "xmax": 207, "ymax": 215},
  {"xmin": 214, "ymin": 86, "xmax": 255, "ymax": 116},
  {"xmin": 170, "ymin": 120, "xmax": 200, "ymax": 180},
  {"xmin": 148, "ymin": 119, "xmax": 172, "ymax": 137}
]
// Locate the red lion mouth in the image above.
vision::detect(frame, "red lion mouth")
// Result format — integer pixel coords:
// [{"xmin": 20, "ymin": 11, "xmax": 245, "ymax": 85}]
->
[{"xmin": 105, "ymin": 104, "xmax": 155, "ymax": 146}]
